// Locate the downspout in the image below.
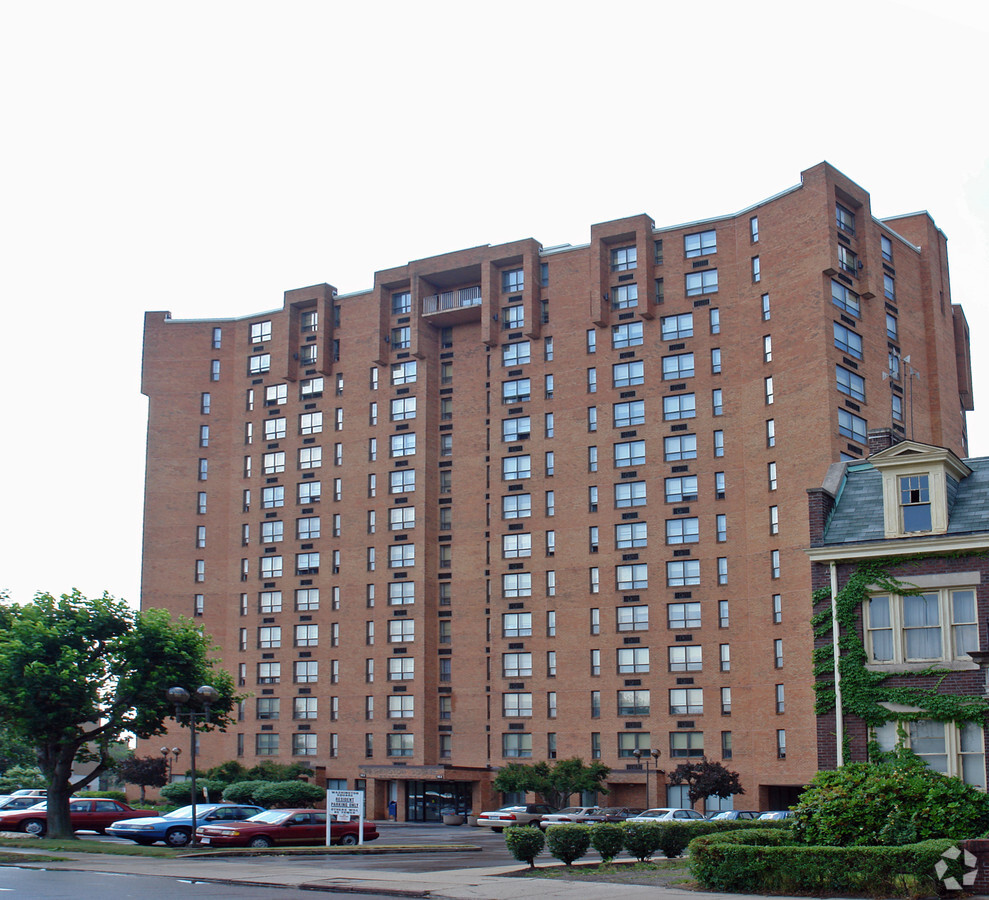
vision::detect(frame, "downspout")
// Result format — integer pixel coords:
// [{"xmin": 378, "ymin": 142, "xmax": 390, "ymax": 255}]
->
[{"xmin": 830, "ymin": 560, "xmax": 844, "ymax": 767}]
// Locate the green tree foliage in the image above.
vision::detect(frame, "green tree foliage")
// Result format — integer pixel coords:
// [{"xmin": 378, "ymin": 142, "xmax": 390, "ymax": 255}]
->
[
  {"xmin": 492, "ymin": 757, "xmax": 610, "ymax": 809},
  {"xmin": 251, "ymin": 781, "xmax": 325, "ymax": 808},
  {"xmin": 0, "ymin": 764, "xmax": 46, "ymax": 793},
  {"xmin": 115, "ymin": 755, "xmax": 167, "ymax": 802},
  {"xmin": 0, "ymin": 727, "xmax": 37, "ymax": 772},
  {"xmin": 667, "ymin": 758, "xmax": 744, "ymax": 806},
  {"xmin": 545, "ymin": 823, "xmax": 590, "ymax": 866},
  {"xmin": 246, "ymin": 760, "xmax": 312, "ymax": 782},
  {"xmin": 503, "ymin": 825, "xmax": 545, "ymax": 868},
  {"xmin": 588, "ymin": 822, "xmax": 624, "ymax": 863},
  {"xmin": 621, "ymin": 821, "xmax": 663, "ymax": 861},
  {"xmin": 206, "ymin": 760, "xmax": 249, "ymax": 784},
  {"xmin": 0, "ymin": 590, "xmax": 236, "ymax": 839},
  {"xmin": 792, "ymin": 749, "xmax": 989, "ymax": 846}
]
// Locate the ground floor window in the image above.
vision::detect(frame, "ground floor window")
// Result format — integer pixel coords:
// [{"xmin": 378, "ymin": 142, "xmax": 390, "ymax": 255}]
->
[
  {"xmin": 872, "ymin": 719, "xmax": 985, "ymax": 789},
  {"xmin": 404, "ymin": 780, "xmax": 473, "ymax": 822}
]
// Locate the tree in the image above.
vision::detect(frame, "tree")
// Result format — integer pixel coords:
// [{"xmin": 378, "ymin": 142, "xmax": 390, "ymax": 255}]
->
[
  {"xmin": 0, "ymin": 726, "xmax": 37, "ymax": 773},
  {"xmin": 493, "ymin": 758, "xmax": 610, "ymax": 809},
  {"xmin": 667, "ymin": 758, "xmax": 744, "ymax": 807},
  {"xmin": 116, "ymin": 755, "xmax": 168, "ymax": 802},
  {"xmin": 0, "ymin": 764, "xmax": 46, "ymax": 793},
  {"xmin": 0, "ymin": 590, "xmax": 236, "ymax": 839}
]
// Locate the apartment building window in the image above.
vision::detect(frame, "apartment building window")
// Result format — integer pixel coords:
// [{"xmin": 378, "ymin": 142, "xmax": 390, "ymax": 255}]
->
[
  {"xmin": 666, "ymin": 518, "xmax": 699, "ymax": 545},
  {"xmin": 255, "ymin": 734, "xmax": 279, "ymax": 757},
  {"xmin": 502, "ymin": 493, "xmax": 532, "ymax": 519},
  {"xmin": 586, "ymin": 367, "xmax": 597, "ymax": 393},
  {"xmin": 612, "ymin": 322, "xmax": 643, "ymax": 348},
  {"xmin": 720, "ymin": 643, "xmax": 730, "ymax": 672},
  {"xmin": 614, "ymin": 440, "xmax": 646, "ymax": 466},
  {"xmin": 764, "ymin": 376, "xmax": 774, "ymax": 405},
  {"xmin": 502, "ymin": 341, "xmax": 530, "ymax": 366},
  {"xmin": 752, "ymin": 256, "xmax": 761, "ymax": 283},
  {"xmin": 836, "ymin": 365, "xmax": 866, "ymax": 401},
  {"xmin": 718, "ymin": 556, "xmax": 728, "ymax": 584},
  {"xmin": 881, "ymin": 234, "xmax": 893, "ymax": 262},
  {"xmin": 715, "ymin": 471, "xmax": 726, "ymax": 499},
  {"xmin": 684, "ymin": 229, "xmax": 716, "ymax": 257},
  {"xmin": 546, "ymin": 570, "xmax": 556, "ymax": 595},
  {"xmin": 588, "ymin": 525, "xmax": 599, "ymax": 553},
  {"xmin": 722, "ymin": 732, "xmax": 732, "ymax": 760},
  {"xmin": 777, "ymin": 729, "xmax": 787, "ymax": 759},
  {"xmin": 762, "ymin": 292, "xmax": 771, "ymax": 320},
  {"xmin": 388, "ymin": 619, "xmax": 415, "ymax": 643},
  {"xmin": 665, "ymin": 475, "xmax": 697, "ymax": 503},
  {"xmin": 388, "ymin": 658, "xmax": 414, "ymax": 681},
  {"xmin": 611, "ymin": 246, "xmax": 636, "ymax": 271},
  {"xmin": 300, "ymin": 412, "xmax": 323, "ymax": 435},
  {"xmin": 502, "ymin": 532, "xmax": 532, "ymax": 558},
  {"xmin": 884, "ymin": 273, "xmax": 896, "ymax": 301},
  {"xmin": 587, "ymin": 407, "xmax": 598, "ymax": 432},
  {"xmin": 833, "ymin": 322, "xmax": 863, "ymax": 359},
  {"xmin": 502, "ymin": 573, "xmax": 532, "ymax": 598},
  {"xmin": 546, "ymin": 610, "xmax": 556, "ymax": 637},
  {"xmin": 502, "ymin": 268, "xmax": 524, "ymax": 293},
  {"xmin": 298, "ymin": 447, "xmax": 321, "ymax": 470},
  {"xmin": 710, "ymin": 308, "xmax": 721, "ymax": 334},
  {"xmin": 194, "ymin": 594, "xmax": 204, "ymax": 616},
  {"xmin": 545, "ymin": 450, "xmax": 555, "ymax": 476},
  {"xmin": 750, "ymin": 216, "xmax": 759, "ymax": 242},
  {"xmin": 616, "ymin": 564, "xmax": 648, "ymax": 590},
  {"xmin": 612, "ymin": 284, "xmax": 638, "ymax": 309},
  {"xmin": 718, "ymin": 599, "xmax": 730, "ymax": 628},
  {"xmin": 712, "ymin": 388, "xmax": 724, "ymax": 417},
  {"xmin": 617, "ymin": 647, "xmax": 649, "ymax": 674},
  {"xmin": 668, "ymin": 602, "xmax": 699, "ymax": 629},
  {"xmin": 769, "ymin": 505, "xmax": 779, "ymax": 535},
  {"xmin": 771, "ymin": 550, "xmax": 781, "ymax": 580},
  {"xmin": 296, "ymin": 552, "xmax": 319, "ymax": 575},
  {"xmin": 831, "ymin": 279, "xmax": 860, "ymax": 316},
  {"xmin": 544, "ymin": 336, "xmax": 554, "ymax": 361},
  {"xmin": 248, "ymin": 353, "xmax": 271, "ymax": 375},
  {"xmin": 502, "ymin": 733, "xmax": 532, "ymax": 758},
  {"xmin": 591, "ymin": 691, "xmax": 601, "ymax": 718},
  {"xmin": 391, "ymin": 398, "xmax": 417, "ymax": 421},
  {"xmin": 686, "ymin": 269, "xmax": 718, "ymax": 296},
  {"xmin": 502, "ymin": 378, "xmax": 530, "ymax": 404},
  {"xmin": 667, "ymin": 560, "xmax": 700, "ymax": 586},
  {"xmin": 768, "ymin": 461, "xmax": 778, "ymax": 490},
  {"xmin": 589, "ymin": 567, "xmax": 599, "ymax": 593},
  {"xmin": 618, "ymin": 690, "xmax": 650, "ymax": 716},
  {"xmin": 503, "ymin": 417, "xmax": 531, "ymax": 442},
  {"xmin": 210, "ymin": 359, "xmax": 220, "ymax": 382},
  {"xmin": 389, "ymin": 469, "xmax": 416, "ymax": 494},
  {"xmin": 774, "ymin": 638, "xmax": 784, "ymax": 668},
  {"xmin": 662, "ymin": 353, "xmax": 694, "ymax": 381},
  {"xmin": 211, "ymin": 326, "xmax": 222, "ymax": 349},
  {"xmin": 713, "ymin": 430, "xmax": 724, "ymax": 457},
  {"xmin": 259, "ymin": 590, "xmax": 281, "ymax": 614},
  {"xmin": 388, "ymin": 543, "xmax": 415, "ymax": 569},
  {"xmin": 264, "ymin": 418, "xmax": 287, "ymax": 441},
  {"xmin": 838, "ymin": 409, "xmax": 867, "ymax": 443},
  {"xmin": 249, "ymin": 320, "xmax": 272, "ymax": 343},
  {"xmin": 503, "ymin": 653, "xmax": 532, "ymax": 678},
  {"xmin": 670, "ymin": 688, "xmax": 703, "ymax": 715},
  {"xmin": 837, "ymin": 244, "xmax": 858, "ymax": 276},
  {"xmin": 668, "ymin": 645, "xmax": 702, "ymax": 672},
  {"xmin": 766, "ymin": 419, "xmax": 776, "ymax": 447},
  {"xmin": 613, "ymin": 360, "xmax": 644, "ymax": 386},
  {"xmin": 195, "ymin": 560, "xmax": 205, "ymax": 582},
  {"xmin": 661, "ymin": 313, "xmax": 693, "ymax": 340},
  {"xmin": 258, "ymin": 626, "xmax": 281, "ymax": 649},
  {"xmin": 716, "ymin": 514, "xmax": 727, "ymax": 542},
  {"xmin": 196, "ymin": 525, "xmax": 206, "ymax": 549},
  {"xmin": 503, "ymin": 693, "xmax": 532, "ymax": 718},
  {"xmin": 615, "ymin": 521, "xmax": 647, "ymax": 549},
  {"xmin": 502, "ymin": 305, "xmax": 525, "ymax": 330},
  {"xmin": 389, "ymin": 582, "xmax": 415, "ymax": 605},
  {"xmin": 721, "ymin": 687, "xmax": 732, "ymax": 715},
  {"xmin": 836, "ymin": 202, "xmax": 855, "ymax": 235},
  {"xmin": 547, "ymin": 650, "xmax": 557, "ymax": 676},
  {"xmin": 710, "ymin": 348, "xmax": 722, "ymax": 375},
  {"xmin": 886, "ymin": 313, "xmax": 898, "ymax": 341},
  {"xmin": 545, "ymin": 413, "xmax": 554, "ymax": 438},
  {"xmin": 503, "ymin": 611, "xmax": 532, "ymax": 636},
  {"xmin": 198, "ymin": 459, "xmax": 208, "ymax": 481},
  {"xmin": 265, "ymin": 384, "xmax": 286, "ymax": 406},
  {"xmin": 300, "ymin": 377, "xmax": 323, "ymax": 399}
]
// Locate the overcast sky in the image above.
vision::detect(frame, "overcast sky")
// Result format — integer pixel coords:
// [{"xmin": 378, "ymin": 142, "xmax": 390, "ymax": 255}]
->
[{"xmin": 2, "ymin": 0, "xmax": 988, "ymax": 607}]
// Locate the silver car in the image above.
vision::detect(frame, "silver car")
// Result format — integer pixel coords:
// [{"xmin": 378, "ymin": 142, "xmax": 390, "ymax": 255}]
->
[{"xmin": 626, "ymin": 807, "xmax": 706, "ymax": 822}]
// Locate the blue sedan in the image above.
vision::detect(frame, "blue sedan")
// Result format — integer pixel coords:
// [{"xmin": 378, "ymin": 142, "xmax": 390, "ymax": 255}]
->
[{"xmin": 107, "ymin": 803, "xmax": 265, "ymax": 847}]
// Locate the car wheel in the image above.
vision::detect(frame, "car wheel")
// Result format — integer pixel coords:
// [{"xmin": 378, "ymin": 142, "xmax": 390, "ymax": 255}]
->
[
  {"xmin": 22, "ymin": 819, "xmax": 46, "ymax": 836},
  {"xmin": 492, "ymin": 827, "xmax": 504, "ymax": 833},
  {"xmin": 248, "ymin": 835, "xmax": 273, "ymax": 848},
  {"xmin": 165, "ymin": 827, "xmax": 191, "ymax": 847},
  {"xmin": 339, "ymin": 833, "xmax": 358, "ymax": 846},
  {"xmin": 133, "ymin": 838, "xmax": 154, "ymax": 846}
]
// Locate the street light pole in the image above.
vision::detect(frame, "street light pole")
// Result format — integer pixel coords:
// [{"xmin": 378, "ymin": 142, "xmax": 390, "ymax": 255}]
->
[
  {"xmin": 160, "ymin": 746, "xmax": 181, "ymax": 782},
  {"xmin": 167, "ymin": 685, "xmax": 219, "ymax": 845},
  {"xmin": 632, "ymin": 748, "xmax": 662, "ymax": 809}
]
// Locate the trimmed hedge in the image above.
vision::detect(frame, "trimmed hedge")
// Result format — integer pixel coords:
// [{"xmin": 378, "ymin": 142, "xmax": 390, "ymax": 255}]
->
[
  {"xmin": 504, "ymin": 825, "xmax": 545, "ymax": 867},
  {"xmin": 689, "ymin": 829, "xmax": 963, "ymax": 896},
  {"xmin": 545, "ymin": 823, "xmax": 591, "ymax": 865},
  {"xmin": 589, "ymin": 822, "xmax": 624, "ymax": 863}
]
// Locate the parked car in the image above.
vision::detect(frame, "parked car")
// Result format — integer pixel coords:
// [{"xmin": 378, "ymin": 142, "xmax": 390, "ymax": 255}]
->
[
  {"xmin": 580, "ymin": 807, "xmax": 645, "ymax": 824},
  {"xmin": 707, "ymin": 810, "xmax": 761, "ymax": 821},
  {"xmin": 475, "ymin": 804, "xmax": 558, "ymax": 831},
  {"xmin": 197, "ymin": 808, "xmax": 379, "ymax": 848},
  {"xmin": 107, "ymin": 803, "xmax": 266, "ymax": 847},
  {"xmin": 10, "ymin": 789, "xmax": 47, "ymax": 798},
  {"xmin": 626, "ymin": 808, "xmax": 706, "ymax": 823},
  {"xmin": 0, "ymin": 795, "xmax": 50, "ymax": 812},
  {"xmin": 0, "ymin": 798, "xmax": 155, "ymax": 836},
  {"xmin": 757, "ymin": 810, "xmax": 795, "ymax": 821},
  {"xmin": 538, "ymin": 806, "xmax": 601, "ymax": 829}
]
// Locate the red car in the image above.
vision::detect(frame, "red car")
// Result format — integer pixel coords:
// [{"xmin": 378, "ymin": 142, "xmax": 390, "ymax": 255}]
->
[
  {"xmin": 0, "ymin": 798, "xmax": 155, "ymax": 836},
  {"xmin": 197, "ymin": 808, "xmax": 379, "ymax": 848}
]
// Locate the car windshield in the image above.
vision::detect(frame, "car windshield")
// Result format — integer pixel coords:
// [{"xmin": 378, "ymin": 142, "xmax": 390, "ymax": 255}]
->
[
  {"xmin": 25, "ymin": 801, "xmax": 47, "ymax": 811},
  {"xmin": 554, "ymin": 808, "xmax": 584, "ymax": 815},
  {"xmin": 246, "ymin": 811, "xmax": 287, "ymax": 824},
  {"xmin": 164, "ymin": 805, "xmax": 212, "ymax": 819}
]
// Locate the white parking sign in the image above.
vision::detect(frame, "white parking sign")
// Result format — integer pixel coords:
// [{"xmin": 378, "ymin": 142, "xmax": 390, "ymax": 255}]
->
[{"xmin": 326, "ymin": 789, "xmax": 365, "ymax": 846}]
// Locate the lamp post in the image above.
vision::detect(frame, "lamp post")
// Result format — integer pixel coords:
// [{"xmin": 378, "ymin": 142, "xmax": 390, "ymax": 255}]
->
[
  {"xmin": 160, "ymin": 746, "xmax": 182, "ymax": 782},
  {"xmin": 167, "ymin": 685, "xmax": 219, "ymax": 845},
  {"xmin": 632, "ymin": 748, "xmax": 662, "ymax": 809}
]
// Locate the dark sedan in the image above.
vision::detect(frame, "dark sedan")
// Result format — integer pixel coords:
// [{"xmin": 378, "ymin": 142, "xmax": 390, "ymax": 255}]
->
[
  {"xmin": 579, "ymin": 806, "xmax": 644, "ymax": 823},
  {"xmin": 0, "ymin": 799, "xmax": 155, "ymax": 836},
  {"xmin": 197, "ymin": 809, "xmax": 379, "ymax": 848}
]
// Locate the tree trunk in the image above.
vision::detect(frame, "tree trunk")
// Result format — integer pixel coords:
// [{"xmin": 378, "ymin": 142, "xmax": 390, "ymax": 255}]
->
[{"xmin": 44, "ymin": 744, "xmax": 78, "ymax": 839}]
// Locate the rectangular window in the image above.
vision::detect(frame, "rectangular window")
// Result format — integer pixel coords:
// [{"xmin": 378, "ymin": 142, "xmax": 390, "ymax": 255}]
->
[
  {"xmin": 664, "ymin": 434, "xmax": 697, "ymax": 461},
  {"xmin": 670, "ymin": 688, "xmax": 703, "ymax": 715},
  {"xmin": 250, "ymin": 321, "xmax": 272, "ymax": 343},
  {"xmin": 836, "ymin": 202, "xmax": 855, "ymax": 235},
  {"xmin": 611, "ymin": 322, "xmax": 644, "ymax": 348},
  {"xmin": 669, "ymin": 645, "xmax": 702, "ymax": 672},
  {"xmin": 686, "ymin": 269, "xmax": 718, "ymax": 296},
  {"xmin": 717, "ymin": 556, "xmax": 728, "ymax": 584},
  {"xmin": 248, "ymin": 353, "xmax": 271, "ymax": 375},
  {"xmin": 617, "ymin": 647, "xmax": 649, "ymax": 673},
  {"xmin": 712, "ymin": 388, "xmax": 724, "ymax": 416},
  {"xmin": 762, "ymin": 292, "xmax": 771, "ymax": 320},
  {"xmin": 502, "ymin": 268, "xmax": 524, "ymax": 293},
  {"xmin": 665, "ymin": 475, "xmax": 698, "ymax": 503},
  {"xmin": 670, "ymin": 732, "xmax": 705, "ymax": 758},
  {"xmin": 662, "ymin": 353, "xmax": 694, "ymax": 380},
  {"xmin": 390, "ymin": 398, "xmax": 417, "ymax": 421},
  {"xmin": 833, "ymin": 322, "xmax": 863, "ymax": 359},
  {"xmin": 611, "ymin": 246, "xmax": 637, "ymax": 271},
  {"xmin": 881, "ymin": 234, "xmax": 893, "ymax": 262},
  {"xmin": 720, "ymin": 643, "xmax": 731, "ymax": 671},
  {"xmin": 614, "ymin": 440, "xmax": 646, "ymax": 467},
  {"xmin": 684, "ymin": 229, "xmax": 717, "ymax": 257},
  {"xmin": 502, "ymin": 378, "xmax": 531, "ymax": 404},
  {"xmin": 298, "ymin": 447, "xmax": 322, "ymax": 470},
  {"xmin": 752, "ymin": 256, "xmax": 761, "ymax": 283},
  {"xmin": 661, "ymin": 313, "xmax": 693, "ymax": 341},
  {"xmin": 713, "ymin": 430, "xmax": 724, "ymax": 457},
  {"xmin": 750, "ymin": 216, "xmax": 759, "ymax": 243},
  {"xmin": 616, "ymin": 564, "xmax": 648, "ymax": 590},
  {"xmin": 613, "ymin": 360, "xmax": 645, "ymax": 387},
  {"xmin": 836, "ymin": 365, "xmax": 866, "ymax": 401},
  {"xmin": 666, "ymin": 518, "xmax": 699, "ymax": 545},
  {"xmin": 613, "ymin": 400, "xmax": 645, "ymax": 427},
  {"xmin": 502, "ymin": 494, "xmax": 532, "ymax": 519},
  {"xmin": 663, "ymin": 394, "xmax": 696, "ymax": 421},
  {"xmin": 615, "ymin": 521, "xmax": 648, "ymax": 549},
  {"xmin": 764, "ymin": 376, "xmax": 774, "ymax": 405},
  {"xmin": 618, "ymin": 690, "xmax": 650, "ymax": 716},
  {"xmin": 502, "ymin": 341, "xmax": 531, "ymax": 366},
  {"xmin": 667, "ymin": 560, "xmax": 700, "ymax": 586},
  {"xmin": 884, "ymin": 274, "xmax": 896, "ymax": 301},
  {"xmin": 612, "ymin": 283, "xmax": 638, "ymax": 309},
  {"xmin": 838, "ymin": 409, "xmax": 867, "ymax": 443},
  {"xmin": 668, "ymin": 602, "xmax": 700, "ymax": 629},
  {"xmin": 502, "ymin": 652, "xmax": 532, "ymax": 678},
  {"xmin": 502, "ymin": 417, "xmax": 531, "ymax": 442}
]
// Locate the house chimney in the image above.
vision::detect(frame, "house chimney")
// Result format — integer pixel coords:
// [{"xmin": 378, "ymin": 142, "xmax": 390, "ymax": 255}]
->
[{"xmin": 868, "ymin": 428, "xmax": 899, "ymax": 456}]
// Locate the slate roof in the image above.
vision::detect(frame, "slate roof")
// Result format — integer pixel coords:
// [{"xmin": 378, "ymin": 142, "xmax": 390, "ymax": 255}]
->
[{"xmin": 823, "ymin": 457, "xmax": 989, "ymax": 545}]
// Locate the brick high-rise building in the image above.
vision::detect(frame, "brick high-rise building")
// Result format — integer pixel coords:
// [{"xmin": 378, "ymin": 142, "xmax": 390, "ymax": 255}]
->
[{"xmin": 140, "ymin": 162, "xmax": 974, "ymax": 819}]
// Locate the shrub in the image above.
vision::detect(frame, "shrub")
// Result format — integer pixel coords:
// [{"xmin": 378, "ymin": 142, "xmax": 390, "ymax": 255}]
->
[
  {"xmin": 621, "ymin": 821, "xmax": 663, "ymax": 861},
  {"xmin": 75, "ymin": 790, "xmax": 127, "ymax": 802},
  {"xmin": 689, "ymin": 830, "xmax": 962, "ymax": 896},
  {"xmin": 589, "ymin": 822, "xmax": 624, "ymax": 863},
  {"xmin": 159, "ymin": 781, "xmax": 198, "ymax": 804},
  {"xmin": 504, "ymin": 825, "xmax": 545, "ymax": 868},
  {"xmin": 656, "ymin": 822, "xmax": 691, "ymax": 859},
  {"xmin": 251, "ymin": 780, "xmax": 325, "ymax": 808},
  {"xmin": 545, "ymin": 823, "xmax": 590, "ymax": 866},
  {"xmin": 792, "ymin": 755, "xmax": 989, "ymax": 846},
  {"xmin": 221, "ymin": 780, "xmax": 269, "ymax": 804}
]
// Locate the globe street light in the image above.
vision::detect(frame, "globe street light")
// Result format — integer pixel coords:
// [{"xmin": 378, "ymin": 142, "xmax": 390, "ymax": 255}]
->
[
  {"xmin": 160, "ymin": 746, "xmax": 182, "ymax": 781},
  {"xmin": 632, "ymin": 748, "xmax": 662, "ymax": 809},
  {"xmin": 167, "ymin": 685, "xmax": 219, "ymax": 844}
]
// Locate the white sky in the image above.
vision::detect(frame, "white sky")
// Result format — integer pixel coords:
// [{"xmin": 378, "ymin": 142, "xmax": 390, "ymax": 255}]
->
[{"xmin": 2, "ymin": 0, "xmax": 988, "ymax": 607}]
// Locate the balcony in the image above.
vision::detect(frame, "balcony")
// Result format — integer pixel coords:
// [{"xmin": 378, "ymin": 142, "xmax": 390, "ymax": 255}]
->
[{"xmin": 422, "ymin": 286, "xmax": 483, "ymax": 323}]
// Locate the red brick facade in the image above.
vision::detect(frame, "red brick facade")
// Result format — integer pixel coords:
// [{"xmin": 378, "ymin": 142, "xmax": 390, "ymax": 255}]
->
[{"xmin": 139, "ymin": 162, "xmax": 972, "ymax": 819}]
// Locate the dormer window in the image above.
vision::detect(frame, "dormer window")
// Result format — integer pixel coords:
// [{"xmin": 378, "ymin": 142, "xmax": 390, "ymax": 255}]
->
[{"xmin": 900, "ymin": 475, "xmax": 931, "ymax": 532}]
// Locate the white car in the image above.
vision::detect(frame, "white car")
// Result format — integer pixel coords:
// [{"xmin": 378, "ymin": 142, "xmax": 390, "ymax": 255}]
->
[
  {"xmin": 474, "ymin": 804, "xmax": 557, "ymax": 831},
  {"xmin": 626, "ymin": 808, "xmax": 706, "ymax": 822},
  {"xmin": 538, "ymin": 806, "xmax": 600, "ymax": 829}
]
